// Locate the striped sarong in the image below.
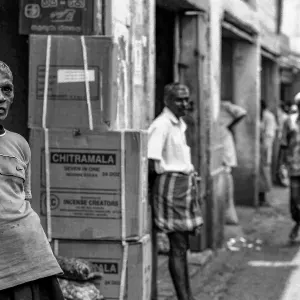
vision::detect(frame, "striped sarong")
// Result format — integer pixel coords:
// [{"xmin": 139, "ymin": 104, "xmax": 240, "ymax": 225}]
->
[{"xmin": 153, "ymin": 172, "xmax": 203, "ymax": 233}]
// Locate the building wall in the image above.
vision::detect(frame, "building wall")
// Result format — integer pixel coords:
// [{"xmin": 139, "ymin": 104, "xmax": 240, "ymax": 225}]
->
[
  {"xmin": 223, "ymin": 0, "xmax": 259, "ymax": 32},
  {"xmin": 258, "ymin": 0, "xmax": 280, "ymax": 54},
  {"xmin": 218, "ymin": 0, "xmax": 261, "ymax": 206},
  {"xmin": 258, "ymin": 0, "xmax": 277, "ymax": 33},
  {"xmin": 282, "ymin": 0, "xmax": 300, "ymax": 54},
  {"xmin": 107, "ymin": 0, "xmax": 155, "ymax": 130}
]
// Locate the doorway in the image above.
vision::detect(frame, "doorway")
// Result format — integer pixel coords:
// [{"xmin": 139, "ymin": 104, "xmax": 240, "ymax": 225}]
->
[
  {"xmin": 155, "ymin": 6, "xmax": 175, "ymax": 117},
  {"xmin": 221, "ymin": 38, "xmax": 234, "ymax": 103}
]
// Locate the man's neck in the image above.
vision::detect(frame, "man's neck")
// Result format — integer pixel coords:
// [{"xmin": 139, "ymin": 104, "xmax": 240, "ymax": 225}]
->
[{"xmin": 0, "ymin": 124, "xmax": 5, "ymax": 136}]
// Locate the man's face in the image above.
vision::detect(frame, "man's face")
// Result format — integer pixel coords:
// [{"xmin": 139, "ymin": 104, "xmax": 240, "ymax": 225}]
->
[
  {"xmin": 0, "ymin": 73, "xmax": 13, "ymax": 121},
  {"xmin": 166, "ymin": 95, "xmax": 190, "ymax": 118}
]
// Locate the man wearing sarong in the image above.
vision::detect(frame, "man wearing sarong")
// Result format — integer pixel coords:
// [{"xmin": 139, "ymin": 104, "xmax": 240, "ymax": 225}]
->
[
  {"xmin": 220, "ymin": 101, "xmax": 247, "ymax": 225},
  {"xmin": 281, "ymin": 93, "xmax": 300, "ymax": 242},
  {"xmin": 274, "ymin": 102, "xmax": 289, "ymax": 187},
  {"xmin": 148, "ymin": 83, "xmax": 203, "ymax": 300},
  {"xmin": 259, "ymin": 100, "xmax": 277, "ymax": 206}
]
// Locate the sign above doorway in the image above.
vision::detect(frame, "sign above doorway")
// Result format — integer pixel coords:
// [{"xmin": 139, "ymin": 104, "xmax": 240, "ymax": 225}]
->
[{"xmin": 19, "ymin": 0, "xmax": 95, "ymax": 35}]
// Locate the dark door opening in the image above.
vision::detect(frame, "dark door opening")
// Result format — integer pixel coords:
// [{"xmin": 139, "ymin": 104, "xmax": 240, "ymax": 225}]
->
[
  {"xmin": 221, "ymin": 38, "xmax": 234, "ymax": 103},
  {"xmin": 280, "ymin": 83, "xmax": 292, "ymax": 105},
  {"xmin": 0, "ymin": 1, "xmax": 29, "ymax": 139},
  {"xmin": 155, "ymin": 6, "xmax": 175, "ymax": 117}
]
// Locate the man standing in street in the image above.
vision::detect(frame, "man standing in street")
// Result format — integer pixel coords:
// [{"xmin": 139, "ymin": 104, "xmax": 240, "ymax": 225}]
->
[
  {"xmin": 259, "ymin": 100, "xmax": 277, "ymax": 206},
  {"xmin": 148, "ymin": 83, "xmax": 203, "ymax": 300},
  {"xmin": 281, "ymin": 93, "xmax": 300, "ymax": 242}
]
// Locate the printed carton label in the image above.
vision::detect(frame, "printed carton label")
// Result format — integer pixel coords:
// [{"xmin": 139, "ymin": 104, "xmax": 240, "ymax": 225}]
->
[
  {"xmin": 40, "ymin": 190, "xmax": 121, "ymax": 219},
  {"xmin": 36, "ymin": 65, "xmax": 101, "ymax": 100},
  {"xmin": 41, "ymin": 148, "xmax": 121, "ymax": 191},
  {"xmin": 40, "ymin": 147, "xmax": 122, "ymax": 219},
  {"xmin": 57, "ymin": 69, "xmax": 95, "ymax": 83}
]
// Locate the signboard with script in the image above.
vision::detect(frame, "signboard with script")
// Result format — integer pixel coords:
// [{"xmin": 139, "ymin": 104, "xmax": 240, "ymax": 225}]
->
[{"xmin": 19, "ymin": 0, "xmax": 95, "ymax": 35}]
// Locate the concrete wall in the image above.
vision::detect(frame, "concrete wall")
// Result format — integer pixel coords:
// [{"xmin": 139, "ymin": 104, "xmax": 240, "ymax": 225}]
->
[
  {"xmin": 107, "ymin": 0, "xmax": 155, "ymax": 130},
  {"xmin": 223, "ymin": 0, "xmax": 259, "ymax": 32},
  {"xmin": 232, "ymin": 42, "xmax": 260, "ymax": 206},
  {"xmin": 258, "ymin": 0, "xmax": 280, "ymax": 54},
  {"xmin": 258, "ymin": 0, "xmax": 277, "ymax": 33},
  {"xmin": 281, "ymin": 0, "xmax": 300, "ymax": 54}
]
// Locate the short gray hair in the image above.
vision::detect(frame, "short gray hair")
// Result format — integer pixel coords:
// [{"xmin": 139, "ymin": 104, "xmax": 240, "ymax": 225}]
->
[{"xmin": 0, "ymin": 61, "xmax": 13, "ymax": 81}]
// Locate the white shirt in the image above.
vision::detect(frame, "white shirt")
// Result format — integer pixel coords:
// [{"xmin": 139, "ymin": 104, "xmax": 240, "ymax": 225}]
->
[
  {"xmin": 147, "ymin": 107, "xmax": 194, "ymax": 174},
  {"xmin": 261, "ymin": 109, "xmax": 277, "ymax": 141}
]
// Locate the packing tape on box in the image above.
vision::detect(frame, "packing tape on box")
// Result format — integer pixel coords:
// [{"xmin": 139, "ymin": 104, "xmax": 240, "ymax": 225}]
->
[
  {"xmin": 122, "ymin": 60, "xmax": 128, "ymax": 128},
  {"xmin": 81, "ymin": 36, "xmax": 94, "ymax": 131},
  {"xmin": 119, "ymin": 129, "xmax": 129, "ymax": 300},
  {"xmin": 42, "ymin": 36, "xmax": 128, "ymax": 298},
  {"xmin": 42, "ymin": 36, "xmax": 95, "ymax": 242},
  {"xmin": 43, "ymin": 35, "xmax": 52, "ymax": 242}
]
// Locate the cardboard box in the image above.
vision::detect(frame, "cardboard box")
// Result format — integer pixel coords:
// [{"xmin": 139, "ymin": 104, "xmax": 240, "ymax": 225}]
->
[
  {"xmin": 54, "ymin": 235, "xmax": 152, "ymax": 300},
  {"xmin": 19, "ymin": 0, "xmax": 95, "ymax": 35},
  {"xmin": 28, "ymin": 35, "xmax": 116, "ymax": 129},
  {"xmin": 30, "ymin": 128, "xmax": 150, "ymax": 240}
]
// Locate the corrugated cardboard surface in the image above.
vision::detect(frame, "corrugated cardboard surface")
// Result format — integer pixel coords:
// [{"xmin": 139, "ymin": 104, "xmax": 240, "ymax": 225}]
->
[
  {"xmin": 29, "ymin": 35, "xmax": 116, "ymax": 128},
  {"xmin": 30, "ymin": 128, "xmax": 150, "ymax": 240},
  {"xmin": 54, "ymin": 235, "xmax": 152, "ymax": 300}
]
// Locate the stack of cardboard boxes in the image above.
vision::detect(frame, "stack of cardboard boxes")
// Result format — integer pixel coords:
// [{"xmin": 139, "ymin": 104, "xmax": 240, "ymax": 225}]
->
[{"xmin": 24, "ymin": 10, "xmax": 151, "ymax": 300}]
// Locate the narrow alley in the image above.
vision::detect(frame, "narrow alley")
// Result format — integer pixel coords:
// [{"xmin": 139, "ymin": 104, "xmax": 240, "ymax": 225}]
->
[{"xmin": 158, "ymin": 186, "xmax": 300, "ymax": 300}]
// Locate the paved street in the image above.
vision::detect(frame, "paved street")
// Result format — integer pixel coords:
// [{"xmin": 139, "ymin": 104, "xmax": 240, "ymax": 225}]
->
[{"xmin": 158, "ymin": 186, "xmax": 300, "ymax": 300}]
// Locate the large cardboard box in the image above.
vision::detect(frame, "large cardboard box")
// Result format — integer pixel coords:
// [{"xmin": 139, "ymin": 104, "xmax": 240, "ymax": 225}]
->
[
  {"xmin": 54, "ymin": 235, "xmax": 152, "ymax": 300},
  {"xmin": 30, "ymin": 128, "xmax": 149, "ymax": 240},
  {"xmin": 28, "ymin": 35, "xmax": 116, "ymax": 129},
  {"xmin": 19, "ymin": 0, "xmax": 95, "ymax": 35}
]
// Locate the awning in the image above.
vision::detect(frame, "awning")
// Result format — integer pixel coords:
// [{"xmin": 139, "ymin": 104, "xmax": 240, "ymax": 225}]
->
[
  {"xmin": 261, "ymin": 48, "xmax": 278, "ymax": 62},
  {"xmin": 156, "ymin": 0, "xmax": 208, "ymax": 12},
  {"xmin": 222, "ymin": 11, "xmax": 257, "ymax": 43},
  {"xmin": 222, "ymin": 21, "xmax": 255, "ymax": 43}
]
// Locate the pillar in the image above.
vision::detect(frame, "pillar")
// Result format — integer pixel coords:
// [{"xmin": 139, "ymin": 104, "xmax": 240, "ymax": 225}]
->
[
  {"xmin": 232, "ymin": 41, "xmax": 260, "ymax": 206},
  {"xmin": 206, "ymin": 0, "xmax": 226, "ymax": 249},
  {"xmin": 107, "ymin": 0, "xmax": 155, "ymax": 130}
]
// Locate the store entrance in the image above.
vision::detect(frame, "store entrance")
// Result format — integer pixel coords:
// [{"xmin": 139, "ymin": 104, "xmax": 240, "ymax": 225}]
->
[{"xmin": 155, "ymin": 6, "xmax": 175, "ymax": 117}]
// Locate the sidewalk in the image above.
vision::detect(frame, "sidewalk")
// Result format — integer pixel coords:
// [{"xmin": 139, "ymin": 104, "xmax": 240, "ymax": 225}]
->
[{"xmin": 157, "ymin": 185, "xmax": 291, "ymax": 299}]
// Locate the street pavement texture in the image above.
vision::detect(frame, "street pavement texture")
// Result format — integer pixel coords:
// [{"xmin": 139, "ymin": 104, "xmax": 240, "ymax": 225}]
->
[{"xmin": 157, "ymin": 186, "xmax": 300, "ymax": 300}]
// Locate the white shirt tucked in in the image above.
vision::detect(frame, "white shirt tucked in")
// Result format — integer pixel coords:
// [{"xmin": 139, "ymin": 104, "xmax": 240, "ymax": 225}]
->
[{"xmin": 147, "ymin": 107, "xmax": 194, "ymax": 174}]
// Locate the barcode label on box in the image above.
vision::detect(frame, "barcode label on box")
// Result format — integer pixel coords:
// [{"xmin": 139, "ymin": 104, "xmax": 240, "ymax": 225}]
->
[{"xmin": 57, "ymin": 69, "xmax": 95, "ymax": 83}]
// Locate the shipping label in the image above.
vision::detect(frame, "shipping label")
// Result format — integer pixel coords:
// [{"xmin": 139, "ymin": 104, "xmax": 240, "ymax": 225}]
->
[
  {"xmin": 86, "ymin": 258, "xmax": 124, "ymax": 299},
  {"xmin": 41, "ymin": 148, "xmax": 121, "ymax": 191},
  {"xmin": 40, "ymin": 191, "xmax": 121, "ymax": 219},
  {"xmin": 36, "ymin": 65, "xmax": 101, "ymax": 100}
]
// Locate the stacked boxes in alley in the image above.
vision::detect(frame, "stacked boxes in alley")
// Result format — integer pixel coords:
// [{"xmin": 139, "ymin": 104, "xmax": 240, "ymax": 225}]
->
[{"xmin": 28, "ymin": 35, "xmax": 151, "ymax": 300}]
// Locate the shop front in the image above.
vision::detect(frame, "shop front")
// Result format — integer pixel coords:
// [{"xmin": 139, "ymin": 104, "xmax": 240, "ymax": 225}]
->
[{"xmin": 221, "ymin": 14, "xmax": 260, "ymax": 207}]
